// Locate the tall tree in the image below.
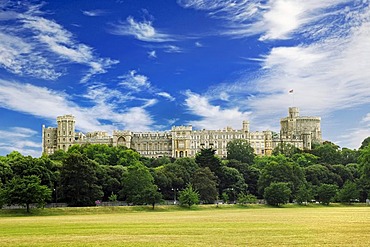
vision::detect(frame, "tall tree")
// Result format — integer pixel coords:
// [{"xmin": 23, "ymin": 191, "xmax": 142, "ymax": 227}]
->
[
  {"xmin": 316, "ymin": 184, "xmax": 338, "ymax": 205},
  {"xmin": 178, "ymin": 184, "xmax": 199, "ymax": 207},
  {"xmin": 195, "ymin": 148, "xmax": 222, "ymax": 175},
  {"xmin": 264, "ymin": 182, "xmax": 291, "ymax": 206},
  {"xmin": 3, "ymin": 175, "xmax": 51, "ymax": 213},
  {"xmin": 226, "ymin": 139, "xmax": 255, "ymax": 164},
  {"xmin": 60, "ymin": 153, "xmax": 103, "ymax": 206},
  {"xmin": 337, "ymin": 181, "xmax": 360, "ymax": 204},
  {"xmin": 121, "ymin": 162, "xmax": 158, "ymax": 205},
  {"xmin": 191, "ymin": 167, "xmax": 218, "ymax": 204}
]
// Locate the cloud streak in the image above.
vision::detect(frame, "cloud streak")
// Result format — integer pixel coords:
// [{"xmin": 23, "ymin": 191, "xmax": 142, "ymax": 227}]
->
[{"xmin": 110, "ymin": 16, "xmax": 175, "ymax": 42}]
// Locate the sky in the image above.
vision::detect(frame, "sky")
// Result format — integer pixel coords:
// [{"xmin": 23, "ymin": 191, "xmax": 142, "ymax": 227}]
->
[{"xmin": 0, "ymin": 0, "xmax": 369, "ymax": 157}]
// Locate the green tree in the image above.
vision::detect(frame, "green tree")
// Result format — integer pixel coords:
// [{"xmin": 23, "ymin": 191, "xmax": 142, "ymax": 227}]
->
[
  {"xmin": 195, "ymin": 148, "xmax": 222, "ymax": 175},
  {"xmin": 142, "ymin": 185, "xmax": 163, "ymax": 209},
  {"xmin": 60, "ymin": 153, "xmax": 103, "ymax": 206},
  {"xmin": 360, "ymin": 136, "xmax": 370, "ymax": 149},
  {"xmin": 337, "ymin": 181, "xmax": 360, "ymax": 204},
  {"xmin": 121, "ymin": 162, "xmax": 157, "ymax": 205},
  {"xmin": 226, "ymin": 139, "xmax": 255, "ymax": 164},
  {"xmin": 316, "ymin": 184, "xmax": 338, "ymax": 205},
  {"xmin": 3, "ymin": 175, "xmax": 51, "ymax": 213},
  {"xmin": 237, "ymin": 193, "xmax": 257, "ymax": 205},
  {"xmin": 310, "ymin": 142, "xmax": 341, "ymax": 165},
  {"xmin": 273, "ymin": 143, "xmax": 301, "ymax": 158},
  {"xmin": 295, "ymin": 183, "xmax": 313, "ymax": 205},
  {"xmin": 191, "ymin": 167, "xmax": 218, "ymax": 204},
  {"xmin": 227, "ymin": 159, "xmax": 260, "ymax": 196},
  {"xmin": 178, "ymin": 184, "xmax": 199, "ymax": 207},
  {"xmin": 263, "ymin": 182, "xmax": 291, "ymax": 206},
  {"xmin": 218, "ymin": 166, "xmax": 247, "ymax": 201}
]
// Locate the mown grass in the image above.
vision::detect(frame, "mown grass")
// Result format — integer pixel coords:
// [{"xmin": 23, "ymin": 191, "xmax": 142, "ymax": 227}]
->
[{"xmin": 1, "ymin": 204, "xmax": 369, "ymax": 246}]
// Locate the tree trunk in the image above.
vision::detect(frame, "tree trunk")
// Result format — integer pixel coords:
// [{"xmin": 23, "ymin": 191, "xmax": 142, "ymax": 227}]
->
[{"xmin": 26, "ymin": 203, "xmax": 30, "ymax": 213}]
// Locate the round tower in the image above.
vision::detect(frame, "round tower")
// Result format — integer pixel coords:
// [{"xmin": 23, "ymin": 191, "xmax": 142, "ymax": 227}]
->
[{"xmin": 289, "ymin": 107, "xmax": 299, "ymax": 118}]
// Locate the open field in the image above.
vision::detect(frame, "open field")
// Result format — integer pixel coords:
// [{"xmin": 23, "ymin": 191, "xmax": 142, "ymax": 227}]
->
[{"xmin": 1, "ymin": 205, "xmax": 370, "ymax": 246}]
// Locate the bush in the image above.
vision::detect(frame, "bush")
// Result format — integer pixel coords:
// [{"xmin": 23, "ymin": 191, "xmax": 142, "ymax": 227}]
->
[
  {"xmin": 179, "ymin": 184, "xmax": 200, "ymax": 207},
  {"xmin": 264, "ymin": 182, "xmax": 291, "ymax": 206}
]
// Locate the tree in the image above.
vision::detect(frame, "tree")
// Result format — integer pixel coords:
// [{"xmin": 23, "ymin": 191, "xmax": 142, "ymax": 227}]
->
[
  {"xmin": 295, "ymin": 183, "xmax": 313, "ymax": 205},
  {"xmin": 273, "ymin": 143, "xmax": 301, "ymax": 158},
  {"xmin": 60, "ymin": 153, "xmax": 103, "ymax": 206},
  {"xmin": 178, "ymin": 184, "xmax": 199, "ymax": 207},
  {"xmin": 219, "ymin": 166, "xmax": 247, "ymax": 202},
  {"xmin": 310, "ymin": 142, "xmax": 341, "ymax": 165},
  {"xmin": 121, "ymin": 162, "xmax": 157, "ymax": 205},
  {"xmin": 263, "ymin": 182, "xmax": 291, "ymax": 206},
  {"xmin": 226, "ymin": 139, "xmax": 255, "ymax": 164},
  {"xmin": 337, "ymin": 181, "xmax": 360, "ymax": 204},
  {"xmin": 3, "ymin": 175, "xmax": 51, "ymax": 213},
  {"xmin": 227, "ymin": 160, "xmax": 260, "ymax": 196},
  {"xmin": 237, "ymin": 193, "xmax": 257, "ymax": 205},
  {"xmin": 191, "ymin": 167, "xmax": 218, "ymax": 204},
  {"xmin": 142, "ymin": 185, "xmax": 163, "ymax": 209},
  {"xmin": 360, "ymin": 136, "xmax": 370, "ymax": 149},
  {"xmin": 316, "ymin": 184, "xmax": 338, "ymax": 205},
  {"xmin": 195, "ymin": 148, "xmax": 222, "ymax": 175}
]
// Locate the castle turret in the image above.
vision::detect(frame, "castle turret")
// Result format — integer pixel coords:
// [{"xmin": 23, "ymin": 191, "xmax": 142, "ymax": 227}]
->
[{"xmin": 57, "ymin": 115, "xmax": 75, "ymax": 151}]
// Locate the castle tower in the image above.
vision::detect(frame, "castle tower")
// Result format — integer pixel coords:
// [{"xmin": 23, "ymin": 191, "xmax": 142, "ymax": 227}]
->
[
  {"xmin": 289, "ymin": 107, "xmax": 300, "ymax": 118},
  {"xmin": 57, "ymin": 115, "xmax": 75, "ymax": 151}
]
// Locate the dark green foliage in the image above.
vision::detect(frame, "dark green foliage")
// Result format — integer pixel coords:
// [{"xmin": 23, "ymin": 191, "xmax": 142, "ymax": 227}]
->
[
  {"xmin": 142, "ymin": 185, "xmax": 163, "ymax": 209},
  {"xmin": 226, "ymin": 159, "xmax": 260, "ymax": 195},
  {"xmin": 226, "ymin": 139, "xmax": 255, "ymax": 164},
  {"xmin": 310, "ymin": 142, "xmax": 341, "ymax": 165},
  {"xmin": 360, "ymin": 136, "xmax": 370, "ymax": 149},
  {"xmin": 191, "ymin": 167, "xmax": 218, "ymax": 204},
  {"xmin": 237, "ymin": 193, "xmax": 257, "ymax": 204},
  {"xmin": 264, "ymin": 182, "xmax": 291, "ymax": 206},
  {"xmin": 3, "ymin": 175, "xmax": 51, "ymax": 212},
  {"xmin": 195, "ymin": 148, "xmax": 222, "ymax": 175},
  {"xmin": 273, "ymin": 143, "xmax": 301, "ymax": 158},
  {"xmin": 178, "ymin": 184, "xmax": 199, "ymax": 207},
  {"xmin": 218, "ymin": 166, "xmax": 247, "ymax": 201},
  {"xmin": 316, "ymin": 184, "xmax": 338, "ymax": 205},
  {"xmin": 60, "ymin": 153, "xmax": 103, "ymax": 206},
  {"xmin": 295, "ymin": 183, "xmax": 313, "ymax": 204},
  {"xmin": 337, "ymin": 181, "xmax": 360, "ymax": 204},
  {"xmin": 121, "ymin": 162, "xmax": 158, "ymax": 205}
]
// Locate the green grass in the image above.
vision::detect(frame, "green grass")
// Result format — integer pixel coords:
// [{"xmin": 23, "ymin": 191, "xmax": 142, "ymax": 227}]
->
[{"xmin": 1, "ymin": 204, "xmax": 370, "ymax": 246}]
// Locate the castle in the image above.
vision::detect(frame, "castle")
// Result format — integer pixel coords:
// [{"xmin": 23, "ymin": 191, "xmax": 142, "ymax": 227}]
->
[{"xmin": 42, "ymin": 107, "xmax": 322, "ymax": 158}]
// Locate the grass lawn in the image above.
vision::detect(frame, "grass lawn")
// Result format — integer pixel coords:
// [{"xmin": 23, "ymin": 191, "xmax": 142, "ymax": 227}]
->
[{"xmin": 1, "ymin": 204, "xmax": 369, "ymax": 246}]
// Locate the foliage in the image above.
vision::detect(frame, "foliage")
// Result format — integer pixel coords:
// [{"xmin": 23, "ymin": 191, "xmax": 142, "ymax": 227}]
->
[
  {"xmin": 178, "ymin": 184, "xmax": 199, "ymax": 207},
  {"xmin": 195, "ymin": 148, "xmax": 222, "ymax": 175},
  {"xmin": 226, "ymin": 160, "xmax": 260, "ymax": 195},
  {"xmin": 191, "ymin": 167, "xmax": 218, "ymax": 204},
  {"xmin": 60, "ymin": 153, "xmax": 103, "ymax": 206},
  {"xmin": 237, "ymin": 193, "xmax": 257, "ymax": 204},
  {"xmin": 310, "ymin": 142, "xmax": 341, "ymax": 165},
  {"xmin": 273, "ymin": 143, "xmax": 301, "ymax": 158},
  {"xmin": 142, "ymin": 185, "xmax": 163, "ymax": 209},
  {"xmin": 264, "ymin": 182, "xmax": 291, "ymax": 206},
  {"xmin": 316, "ymin": 184, "xmax": 338, "ymax": 205},
  {"xmin": 3, "ymin": 175, "xmax": 51, "ymax": 212},
  {"xmin": 337, "ymin": 181, "xmax": 360, "ymax": 204},
  {"xmin": 108, "ymin": 192, "xmax": 118, "ymax": 202},
  {"xmin": 226, "ymin": 139, "xmax": 255, "ymax": 164},
  {"xmin": 295, "ymin": 183, "xmax": 313, "ymax": 205},
  {"xmin": 218, "ymin": 165, "xmax": 247, "ymax": 200},
  {"xmin": 359, "ymin": 136, "xmax": 370, "ymax": 149},
  {"xmin": 121, "ymin": 162, "xmax": 157, "ymax": 205}
]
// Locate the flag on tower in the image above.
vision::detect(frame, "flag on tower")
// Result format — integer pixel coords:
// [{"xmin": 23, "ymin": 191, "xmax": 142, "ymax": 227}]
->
[{"xmin": 289, "ymin": 89, "xmax": 294, "ymax": 93}]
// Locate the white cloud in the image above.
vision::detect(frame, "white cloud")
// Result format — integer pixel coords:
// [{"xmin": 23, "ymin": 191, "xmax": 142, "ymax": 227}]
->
[
  {"xmin": 157, "ymin": 92, "xmax": 175, "ymax": 101},
  {"xmin": 0, "ymin": 127, "xmax": 41, "ymax": 157},
  {"xmin": 195, "ymin": 41, "xmax": 203, "ymax": 47},
  {"xmin": 0, "ymin": 2, "xmax": 118, "ymax": 82},
  {"xmin": 164, "ymin": 45, "xmax": 183, "ymax": 53},
  {"xmin": 184, "ymin": 91, "xmax": 250, "ymax": 130},
  {"xmin": 148, "ymin": 50, "xmax": 157, "ymax": 59},
  {"xmin": 110, "ymin": 16, "xmax": 175, "ymax": 42},
  {"xmin": 0, "ymin": 79, "xmax": 155, "ymax": 134},
  {"xmin": 82, "ymin": 9, "xmax": 107, "ymax": 17},
  {"xmin": 118, "ymin": 70, "xmax": 151, "ymax": 91}
]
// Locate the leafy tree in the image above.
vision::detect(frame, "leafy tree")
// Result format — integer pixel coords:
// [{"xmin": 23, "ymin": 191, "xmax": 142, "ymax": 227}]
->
[
  {"xmin": 226, "ymin": 139, "xmax": 255, "ymax": 164},
  {"xmin": 263, "ymin": 182, "xmax": 291, "ymax": 206},
  {"xmin": 191, "ymin": 167, "xmax": 218, "ymax": 204},
  {"xmin": 359, "ymin": 144, "xmax": 370, "ymax": 180},
  {"xmin": 237, "ymin": 193, "xmax": 257, "ymax": 205},
  {"xmin": 178, "ymin": 184, "xmax": 199, "ymax": 207},
  {"xmin": 195, "ymin": 148, "xmax": 222, "ymax": 175},
  {"xmin": 218, "ymin": 166, "xmax": 247, "ymax": 201},
  {"xmin": 142, "ymin": 185, "xmax": 163, "ymax": 209},
  {"xmin": 337, "ymin": 181, "xmax": 360, "ymax": 204},
  {"xmin": 292, "ymin": 153, "xmax": 319, "ymax": 167},
  {"xmin": 226, "ymin": 159, "xmax": 260, "ymax": 196},
  {"xmin": 310, "ymin": 142, "xmax": 341, "ymax": 165},
  {"xmin": 121, "ymin": 162, "xmax": 157, "ymax": 205},
  {"xmin": 360, "ymin": 136, "xmax": 370, "ymax": 149},
  {"xmin": 273, "ymin": 143, "xmax": 301, "ymax": 158},
  {"xmin": 316, "ymin": 184, "xmax": 338, "ymax": 205},
  {"xmin": 3, "ymin": 175, "xmax": 51, "ymax": 213},
  {"xmin": 295, "ymin": 183, "xmax": 313, "ymax": 205},
  {"xmin": 305, "ymin": 164, "xmax": 338, "ymax": 186},
  {"xmin": 0, "ymin": 159, "xmax": 13, "ymax": 185},
  {"xmin": 340, "ymin": 148, "xmax": 359, "ymax": 165},
  {"xmin": 60, "ymin": 153, "xmax": 103, "ymax": 206}
]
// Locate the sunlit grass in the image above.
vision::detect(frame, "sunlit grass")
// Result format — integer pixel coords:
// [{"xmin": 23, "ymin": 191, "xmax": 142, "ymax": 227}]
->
[{"xmin": 1, "ymin": 205, "xmax": 369, "ymax": 246}]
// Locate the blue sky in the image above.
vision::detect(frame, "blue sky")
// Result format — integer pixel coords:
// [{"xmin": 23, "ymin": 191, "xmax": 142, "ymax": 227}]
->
[{"xmin": 0, "ymin": 0, "xmax": 369, "ymax": 157}]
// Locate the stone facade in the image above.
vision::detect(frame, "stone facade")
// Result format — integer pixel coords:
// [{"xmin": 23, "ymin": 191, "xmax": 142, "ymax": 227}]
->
[{"xmin": 42, "ymin": 107, "xmax": 322, "ymax": 158}]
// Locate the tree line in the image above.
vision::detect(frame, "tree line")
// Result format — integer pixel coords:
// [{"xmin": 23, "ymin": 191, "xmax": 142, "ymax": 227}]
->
[{"xmin": 1, "ymin": 137, "xmax": 370, "ymax": 211}]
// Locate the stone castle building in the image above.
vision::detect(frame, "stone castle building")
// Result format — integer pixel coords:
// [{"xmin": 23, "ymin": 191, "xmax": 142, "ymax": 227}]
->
[{"xmin": 42, "ymin": 107, "xmax": 322, "ymax": 158}]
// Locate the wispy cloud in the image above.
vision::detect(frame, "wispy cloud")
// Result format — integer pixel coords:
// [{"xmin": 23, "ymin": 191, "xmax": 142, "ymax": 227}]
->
[
  {"xmin": 164, "ymin": 45, "xmax": 183, "ymax": 53},
  {"xmin": 0, "ymin": 2, "xmax": 118, "ymax": 82},
  {"xmin": 178, "ymin": 0, "xmax": 353, "ymax": 40},
  {"xmin": 0, "ymin": 127, "xmax": 41, "ymax": 157},
  {"xmin": 157, "ymin": 92, "xmax": 175, "ymax": 101},
  {"xmin": 82, "ymin": 9, "xmax": 107, "ymax": 17},
  {"xmin": 184, "ymin": 91, "xmax": 250, "ymax": 130},
  {"xmin": 0, "ymin": 79, "xmax": 155, "ymax": 134},
  {"xmin": 148, "ymin": 50, "xmax": 157, "ymax": 59},
  {"xmin": 109, "ymin": 16, "xmax": 175, "ymax": 42},
  {"xmin": 118, "ymin": 70, "xmax": 151, "ymax": 91}
]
